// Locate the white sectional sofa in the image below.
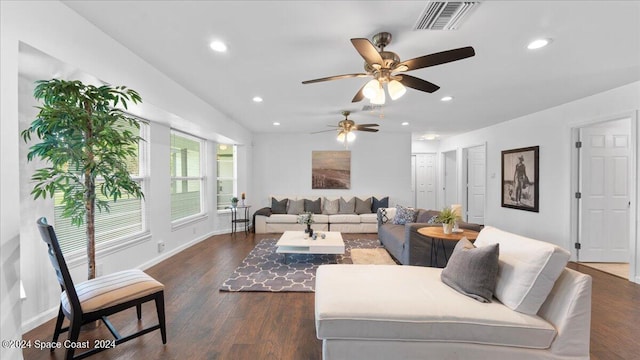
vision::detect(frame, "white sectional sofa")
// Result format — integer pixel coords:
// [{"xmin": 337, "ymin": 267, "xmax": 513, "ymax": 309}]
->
[
  {"xmin": 254, "ymin": 196, "xmax": 386, "ymax": 234},
  {"xmin": 315, "ymin": 227, "xmax": 592, "ymax": 360}
]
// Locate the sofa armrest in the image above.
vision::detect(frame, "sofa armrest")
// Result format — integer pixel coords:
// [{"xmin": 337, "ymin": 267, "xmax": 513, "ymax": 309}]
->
[{"xmin": 403, "ymin": 223, "xmax": 439, "ymax": 267}]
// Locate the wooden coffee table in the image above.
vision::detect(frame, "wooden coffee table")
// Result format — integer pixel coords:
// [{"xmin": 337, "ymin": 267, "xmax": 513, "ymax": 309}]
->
[
  {"xmin": 417, "ymin": 227, "xmax": 479, "ymax": 267},
  {"xmin": 275, "ymin": 231, "xmax": 345, "ymax": 263}
]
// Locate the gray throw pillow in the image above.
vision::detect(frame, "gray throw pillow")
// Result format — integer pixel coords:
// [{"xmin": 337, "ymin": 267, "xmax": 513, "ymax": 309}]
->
[
  {"xmin": 271, "ymin": 197, "xmax": 288, "ymax": 214},
  {"xmin": 287, "ymin": 199, "xmax": 305, "ymax": 215},
  {"xmin": 323, "ymin": 198, "xmax": 339, "ymax": 215},
  {"xmin": 355, "ymin": 197, "xmax": 372, "ymax": 214},
  {"xmin": 338, "ymin": 197, "xmax": 356, "ymax": 214},
  {"xmin": 304, "ymin": 198, "xmax": 322, "ymax": 214},
  {"xmin": 441, "ymin": 237, "xmax": 499, "ymax": 303}
]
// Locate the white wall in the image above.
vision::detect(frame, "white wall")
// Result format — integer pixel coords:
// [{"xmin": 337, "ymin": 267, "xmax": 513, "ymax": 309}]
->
[
  {"xmin": 436, "ymin": 81, "xmax": 640, "ymax": 281},
  {"xmin": 252, "ymin": 132, "xmax": 413, "ymax": 208},
  {"xmin": 2, "ymin": 0, "xmax": 254, "ymax": 341}
]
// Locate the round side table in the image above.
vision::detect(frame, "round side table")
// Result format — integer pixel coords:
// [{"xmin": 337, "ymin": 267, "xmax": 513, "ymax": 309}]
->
[{"xmin": 417, "ymin": 226, "xmax": 479, "ymax": 267}]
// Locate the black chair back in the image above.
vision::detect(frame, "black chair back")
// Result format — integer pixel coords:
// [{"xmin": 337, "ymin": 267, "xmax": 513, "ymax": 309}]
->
[{"xmin": 37, "ymin": 217, "xmax": 82, "ymax": 317}]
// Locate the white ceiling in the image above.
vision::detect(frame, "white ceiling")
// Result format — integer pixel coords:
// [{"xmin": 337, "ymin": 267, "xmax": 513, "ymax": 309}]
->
[{"xmin": 61, "ymin": 0, "xmax": 640, "ymax": 140}]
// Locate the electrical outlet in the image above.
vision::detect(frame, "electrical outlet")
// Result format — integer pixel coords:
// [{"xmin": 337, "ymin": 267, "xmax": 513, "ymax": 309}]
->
[
  {"xmin": 158, "ymin": 241, "xmax": 165, "ymax": 252},
  {"xmin": 96, "ymin": 263, "xmax": 104, "ymax": 277}
]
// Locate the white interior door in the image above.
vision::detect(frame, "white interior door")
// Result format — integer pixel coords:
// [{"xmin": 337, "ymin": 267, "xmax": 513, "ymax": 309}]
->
[
  {"xmin": 411, "ymin": 155, "xmax": 416, "ymax": 208},
  {"xmin": 466, "ymin": 145, "xmax": 486, "ymax": 224},
  {"xmin": 415, "ymin": 153, "xmax": 436, "ymax": 210},
  {"xmin": 444, "ymin": 150, "xmax": 458, "ymax": 207},
  {"xmin": 578, "ymin": 118, "xmax": 631, "ymax": 262}
]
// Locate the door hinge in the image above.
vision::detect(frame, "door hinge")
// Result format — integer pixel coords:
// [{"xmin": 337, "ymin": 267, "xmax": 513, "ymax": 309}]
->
[
  {"xmin": 575, "ymin": 192, "xmax": 582, "ymax": 199},
  {"xmin": 574, "ymin": 242, "xmax": 581, "ymax": 250},
  {"xmin": 575, "ymin": 141, "xmax": 582, "ymax": 148}
]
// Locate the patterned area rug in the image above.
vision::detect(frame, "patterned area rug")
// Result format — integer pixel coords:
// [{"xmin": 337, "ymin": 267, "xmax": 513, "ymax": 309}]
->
[{"xmin": 220, "ymin": 238, "xmax": 387, "ymax": 292}]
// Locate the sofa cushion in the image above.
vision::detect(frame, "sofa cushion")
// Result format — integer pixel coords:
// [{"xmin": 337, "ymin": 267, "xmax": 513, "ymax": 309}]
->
[
  {"xmin": 392, "ymin": 205, "xmax": 416, "ymax": 225},
  {"xmin": 416, "ymin": 209, "xmax": 440, "ymax": 223},
  {"xmin": 316, "ymin": 264, "xmax": 557, "ymax": 349},
  {"xmin": 474, "ymin": 226, "xmax": 570, "ymax": 314},
  {"xmin": 355, "ymin": 197, "xmax": 372, "ymax": 214},
  {"xmin": 323, "ymin": 198, "xmax": 339, "ymax": 215},
  {"xmin": 311, "ymin": 214, "xmax": 329, "ymax": 224},
  {"xmin": 304, "ymin": 197, "xmax": 322, "ymax": 214},
  {"xmin": 264, "ymin": 214, "xmax": 299, "ymax": 224},
  {"xmin": 328, "ymin": 214, "xmax": 360, "ymax": 223},
  {"xmin": 287, "ymin": 199, "xmax": 305, "ymax": 215},
  {"xmin": 371, "ymin": 196, "xmax": 389, "ymax": 213},
  {"xmin": 338, "ymin": 197, "xmax": 355, "ymax": 214},
  {"xmin": 271, "ymin": 197, "xmax": 288, "ymax": 214},
  {"xmin": 441, "ymin": 237, "xmax": 499, "ymax": 303},
  {"xmin": 359, "ymin": 213, "xmax": 377, "ymax": 224}
]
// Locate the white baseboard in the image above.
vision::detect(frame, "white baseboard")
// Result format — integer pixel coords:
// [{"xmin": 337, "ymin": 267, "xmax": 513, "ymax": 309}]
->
[
  {"xmin": 21, "ymin": 228, "xmax": 232, "ymax": 334},
  {"xmin": 137, "ymin": 229, "xmax": 228, "ymax": 271},
  {"xmin": 22, "ymin": 305, "xmax": 59, "ymax": 334}
]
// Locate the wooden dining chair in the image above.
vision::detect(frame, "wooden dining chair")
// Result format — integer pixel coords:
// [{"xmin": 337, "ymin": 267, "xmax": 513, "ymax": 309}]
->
[{"xmin": 37, "ymin": 217, "xmax": 167, "ymax": 360}]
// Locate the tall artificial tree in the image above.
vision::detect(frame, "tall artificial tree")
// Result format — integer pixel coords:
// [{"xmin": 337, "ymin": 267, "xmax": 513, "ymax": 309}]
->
[{"xmin": 22, "ymin": 79, "xmax": 144, "ymax": 279}]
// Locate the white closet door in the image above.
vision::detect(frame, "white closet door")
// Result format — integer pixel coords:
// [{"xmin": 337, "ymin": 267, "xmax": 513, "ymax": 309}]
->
[{"xmin": 415, "ymin": 153, "xmax": 436, "ymax": 210}]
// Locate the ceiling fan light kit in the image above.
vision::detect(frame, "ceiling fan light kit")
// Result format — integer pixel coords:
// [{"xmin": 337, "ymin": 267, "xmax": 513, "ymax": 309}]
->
[{"xmin": 302, "ymin": 31, "xmax": 475, "ymax": 105}]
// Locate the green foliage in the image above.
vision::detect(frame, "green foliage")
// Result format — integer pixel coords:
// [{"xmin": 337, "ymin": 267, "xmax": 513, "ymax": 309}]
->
[
  {"xmin": 21, "ymin": 79, "xmax": 145, "ymax": 226},
  {"xmin": 435, "ymin": 207, "xmax": 459, "ymax": 225}
]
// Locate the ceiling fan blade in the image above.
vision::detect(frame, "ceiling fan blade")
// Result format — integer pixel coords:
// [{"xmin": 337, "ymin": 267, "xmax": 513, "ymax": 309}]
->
[
  {"xmin": 354, "ymin": 123, "xmax": 379, "ymax": 128},
  {"xmin": 355, "ymin": 128, "xmax": 379, "ymax": 132},
  {"xmin": 351, "ymin": 38, "xmax": 384, "ymax": 67},
  {"xmin": 311, "ymin": 129, "xmax": 339, "ymax": 134},
  {"xmin": 398, "ymin": 74, "xmax": 440, "ymax": 93},
  {"xmin": 302, "ymin": 73, "xmax": 368, "ymax": 84},
  {"xmin": 399, "ymin": 46, "xmax": 475, "ymax": 72},
  {"xmin": 351, "ymin": 84, "xmax": 366, "ymax": 103}
]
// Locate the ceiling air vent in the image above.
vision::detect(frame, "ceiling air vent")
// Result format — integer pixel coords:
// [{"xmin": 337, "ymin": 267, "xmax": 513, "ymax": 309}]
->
[
  {"xmin": 414, "ymin": 1, "xmax": 480, "ymax": 31},
  {"xmin": 361, "ymin": 104, "xmax": 384, "ymax": 112}
]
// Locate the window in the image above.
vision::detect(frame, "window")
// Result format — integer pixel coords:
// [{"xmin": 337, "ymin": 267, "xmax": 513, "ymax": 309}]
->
[
  {"xmin": 216, "ymin": 144, "xmax": 236, "ymax": 210},
  {"xmin": 54, "ymin": 119, "xmax": 148, "ymax": 255},
  {"xmin": 170, "ymin": 131, "xmax": 204, "ymax": 222}
]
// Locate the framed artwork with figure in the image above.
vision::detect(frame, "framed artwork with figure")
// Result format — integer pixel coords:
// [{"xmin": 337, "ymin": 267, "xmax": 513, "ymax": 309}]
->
[{"xmin": 501, "ymin": 146, "xmax": 539, "ymax": 212}]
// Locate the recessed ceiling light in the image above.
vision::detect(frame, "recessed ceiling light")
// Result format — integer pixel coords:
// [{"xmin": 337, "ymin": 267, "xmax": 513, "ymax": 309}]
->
[
  {"xmin": 441, "ymin": 96, "xmax": 453, "ymax": 102},
  {"xmin": 401, "ymin": 122, "xmax": 409, "ymax": 126},
  {"xmin": 527, "ymin": 38, "xmax": 550, "ymax": 50},
  {"xmin": 273, "ymin": 122, "xmax": 280, "ymax": 126},
  {"xmin": 252, "ymin": 96, "xmax": 263, "ymax": 103},
  {"xmin": 421, "ymin": 134, "xmax": 440, "ymax": 141},
  {"xmin": 209, "ymin": 40, "xmax": 227, "ymax": 52}
]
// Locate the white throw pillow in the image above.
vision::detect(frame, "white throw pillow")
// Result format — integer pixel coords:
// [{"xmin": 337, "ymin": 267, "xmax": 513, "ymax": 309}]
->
[{"xmin": 474, "ymin": 226, "xmax": 570, "ymax": 314}]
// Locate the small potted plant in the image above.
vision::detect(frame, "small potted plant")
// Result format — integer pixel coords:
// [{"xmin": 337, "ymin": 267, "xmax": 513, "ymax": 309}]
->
[
  {"xmin": 435, "ymin": 207, "xmax": 459, "ymax": 234},
  {"xmin": 298, "ymin": 212, "xmax": 315, "ymax": 237},
  {"xmin": 231, "ymin": 196, "xmax": 239, "ymax": 208}
]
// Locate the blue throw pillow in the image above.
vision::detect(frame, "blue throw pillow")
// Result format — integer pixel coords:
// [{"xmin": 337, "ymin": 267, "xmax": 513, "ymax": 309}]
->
[
  {"xmin": 392, "ymin": 205, "xmax": 416, "ymax": 225},
  {"xmin": 371, "ymin": 196, "xmax": 389, "ymax": 213}
]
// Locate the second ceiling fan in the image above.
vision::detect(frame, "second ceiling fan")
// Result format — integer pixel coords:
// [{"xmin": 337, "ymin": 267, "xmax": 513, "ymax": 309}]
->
[{"xmin": 302, "ymin": 32, "xmax": 475, "ymax": 104}]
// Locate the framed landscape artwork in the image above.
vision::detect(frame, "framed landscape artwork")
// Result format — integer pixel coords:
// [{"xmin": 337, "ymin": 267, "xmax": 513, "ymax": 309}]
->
[
  {"xmin": 501, "ymin": 146, "xmax": 539, "ymax": 212},
  {"xmin": 312, "ymin": 151, "xmax": 351, "ymax": 189}
]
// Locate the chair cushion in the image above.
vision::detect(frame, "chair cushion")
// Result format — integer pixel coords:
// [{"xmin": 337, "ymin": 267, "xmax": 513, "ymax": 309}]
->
[
  {"xmin": 474, "ymin": 226, "xmax": 570, "ymax": 314},
  {"xmin": 62, "ymin": 269, "xmax": 164, "ymax": 313}
]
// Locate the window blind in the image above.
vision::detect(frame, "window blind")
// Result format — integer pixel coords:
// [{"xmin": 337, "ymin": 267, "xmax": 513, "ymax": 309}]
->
[
  {"xmin": 53, "ymin": 119, "xmax": 147, "ymax": 255},
  {"xmin": 170, "ymin": 131, "xmax": 203, "ymax": 221}
]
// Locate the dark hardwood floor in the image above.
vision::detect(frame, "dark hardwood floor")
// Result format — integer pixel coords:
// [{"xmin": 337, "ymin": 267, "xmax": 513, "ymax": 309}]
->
[{"xmin": 23, "ymin": 233, "xmax": 640, "ymax": 359}]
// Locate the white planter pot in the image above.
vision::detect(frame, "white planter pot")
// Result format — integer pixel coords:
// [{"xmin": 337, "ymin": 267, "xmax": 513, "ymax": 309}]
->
[{"xmin": 442, "ymin": 223, "xmax": 453, "ymax": 234}]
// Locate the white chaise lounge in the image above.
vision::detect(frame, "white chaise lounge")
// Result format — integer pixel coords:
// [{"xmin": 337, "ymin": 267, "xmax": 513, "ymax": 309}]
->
[{"xmin": 315, "ymin": 227, "xmax": 592, "ymax": 360}]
